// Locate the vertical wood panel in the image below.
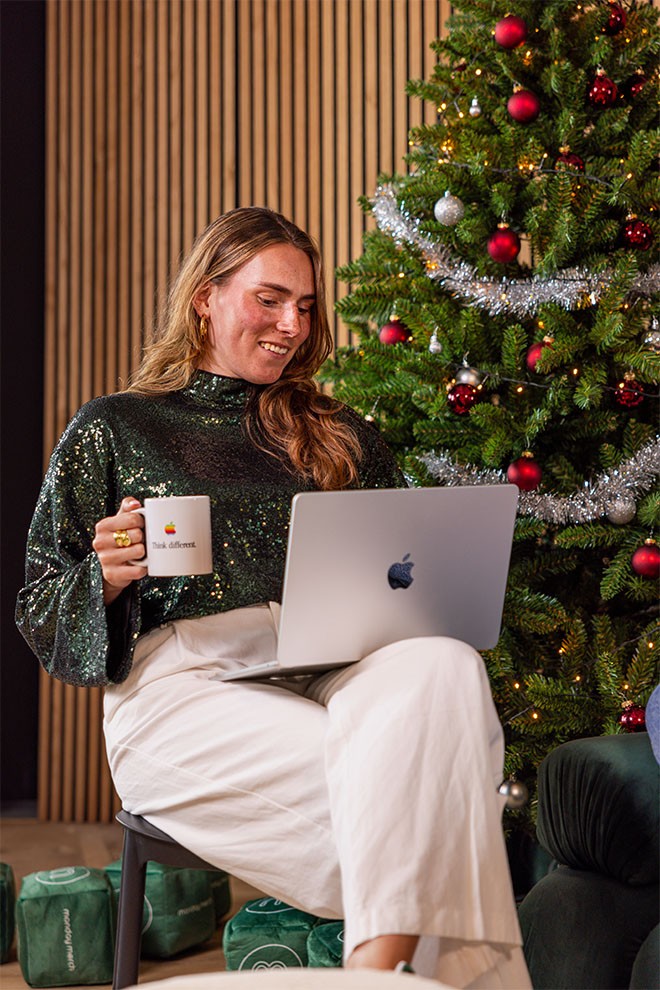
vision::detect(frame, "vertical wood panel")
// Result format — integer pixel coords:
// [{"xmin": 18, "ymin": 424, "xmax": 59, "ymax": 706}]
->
[{"xmin": 41, "ymin": 0, "xmax": 452, "ymax": 821}]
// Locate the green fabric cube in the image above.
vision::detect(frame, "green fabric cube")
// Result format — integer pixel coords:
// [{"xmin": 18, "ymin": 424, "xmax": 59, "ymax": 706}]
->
[
  {"xmin": 207, "ymin": 870, "xmax": 231, "ymax": 924},
  {"xmin": 16, "ymin": 867, "xmax": 114, "ymax": 987},
  {"xmin": 307, "ymin": 921, "xmax": 344, "ymax": 968},
  {"xmin": 222, "ymin": 896, "xmax": 319, "ymax": 970},
  {"xmin": 0, "ymin": 862, "xmax": 16, "ymax": 963},
  {"xmin": 105, "ymin": 858, "xmax": 216, "ymax": 959}
]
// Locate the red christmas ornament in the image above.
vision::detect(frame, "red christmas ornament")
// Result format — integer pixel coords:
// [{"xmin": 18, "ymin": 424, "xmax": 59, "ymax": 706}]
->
[
  {"xmin": 618, "ymin": 703, "xmax": 646, "ymax": 733},
  {"xmin": 378, "ymin": 316, "xmax": 410, "ymax": 345},
  {"xmin": 507, "ymin": 88, "xmax": 540, "ymax": 124},
  {"xmin": 447, "ymin": 382, "xmax": 479, "ymax": 415},
  {"xmin": 623, "ymin": 216, "xmax": 654, "ymax": 251},
  {"xmin": 602, "ymin": 2, "xmax": 627, "ymax": 36},
  {"xmin": 625, "ymin": 71, "xmax": 647, "ymax": 101},
  {"xmin": 526, "ymin": 338, "xmax": 554, "ymax": 372},
  {"xmin": 614, "ymin": 374, "xmax": 645, "ymax": 408},
  {"xmin": 588, "ymin": 71, "xmax": 618, "ymax": 107},
  {"xmin": 487, "ymin": 225, "xmax": 521, "ymax": 264},
  {"xmin": 507, "ymin": 453, "xmax": 542, "ymax": 491},
  {"xmin": 631, "ymin": 539, "xmax": 660, "ymax": 579},
  {"xmin": 494, "ymin": 14, "xmax": 528, "ymax": 49},
  {"xmin": 555, "ymin": 147, "xmax": 585, "ymax": 172}
]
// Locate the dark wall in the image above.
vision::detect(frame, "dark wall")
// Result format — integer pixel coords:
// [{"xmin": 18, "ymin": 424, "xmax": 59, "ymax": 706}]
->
[{"xmin": 1, "ymin": 0, "xmax": 46, "ymax": 811}]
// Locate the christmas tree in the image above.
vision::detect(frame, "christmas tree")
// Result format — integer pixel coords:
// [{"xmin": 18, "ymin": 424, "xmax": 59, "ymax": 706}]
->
[{"xmin": 323, "ymin": 0, "xmax": 660, "ymax": 830}]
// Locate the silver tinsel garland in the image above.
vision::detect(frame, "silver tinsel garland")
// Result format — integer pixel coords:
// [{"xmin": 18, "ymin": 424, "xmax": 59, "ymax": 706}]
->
[
  {"xmin": 419, "ymin": 438, "xmax": 660, "ymax": 525},
  {"xmin": 372, "ymin": 184, "xmax": 660, "ymax": 319}
]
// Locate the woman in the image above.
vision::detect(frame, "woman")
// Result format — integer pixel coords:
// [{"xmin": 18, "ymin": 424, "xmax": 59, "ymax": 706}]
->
[{"xmin": 16, "ymin": 207, "xmax": 530, "ymax": 987}]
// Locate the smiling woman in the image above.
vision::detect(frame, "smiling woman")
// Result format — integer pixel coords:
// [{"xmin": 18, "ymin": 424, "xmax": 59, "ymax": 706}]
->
[{"xmin": 16, "ymin": 206, "xmax": 530, "ymax": 989}]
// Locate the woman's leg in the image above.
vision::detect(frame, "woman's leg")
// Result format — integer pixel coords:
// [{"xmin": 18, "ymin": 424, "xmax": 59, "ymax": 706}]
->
[
  {"xmin": 103, "ymin": 610, "xmax": 343, "ymax": 919},
  {"xmin": 305, "ymin": 635, "xmax": 530, "ymax": 987}
]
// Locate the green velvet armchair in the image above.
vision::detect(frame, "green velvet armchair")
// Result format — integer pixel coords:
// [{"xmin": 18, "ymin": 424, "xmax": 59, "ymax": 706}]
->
[{"xmin": 519, "ymin": 733, "xmax": 659, "ymax": 990}]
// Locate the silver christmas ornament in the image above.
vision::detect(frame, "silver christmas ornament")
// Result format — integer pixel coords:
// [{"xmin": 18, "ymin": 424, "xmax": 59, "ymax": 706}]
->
[
  {"xmin": 498, "ymin": 778, "xmax": 529, "ymax": 809},
  {"xmin": 429, "ymin": 332, "xmax": 443, "ymax": 354},
  {"xmin": 455, "ymin": 363, "xmax": 481, "ymax": 387},
  {"xmin": 469, "ymin": 96, "xmax": 482, "ymax": 118},
  {"xmin": 645, "ymin": 330, "xmax": 660, "ymax": 353},
  {"xmin": 606, "ymin": 497, "xmax": 636, "ymax": 525},
  {"xmin": 434, "ymin": 191, "xmax": 465, "ymax": 226}
]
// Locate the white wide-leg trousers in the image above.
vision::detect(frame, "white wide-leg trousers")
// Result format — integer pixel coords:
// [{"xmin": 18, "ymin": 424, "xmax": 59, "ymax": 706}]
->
[{"xmin": 103, "ymin": 605, "xmax": 531, "ymax": 988}]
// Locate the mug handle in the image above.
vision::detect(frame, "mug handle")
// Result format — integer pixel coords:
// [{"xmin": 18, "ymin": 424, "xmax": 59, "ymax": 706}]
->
[{"xmin": 127, "ymin": 507, "xmax": 150, "ymax": 568}]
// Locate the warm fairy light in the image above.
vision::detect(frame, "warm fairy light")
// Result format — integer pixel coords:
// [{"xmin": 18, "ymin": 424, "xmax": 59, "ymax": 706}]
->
[
  {"xmin": 626, "ymin": 172, "xmax": 633, "ymax": 179},
  {"xmin": 572, "ymin": 367, "xmax": 579, "ymax": 376},
  {"xmin": 649, "ymin": 642, "xmax": 655, "ymax": 649},
  {"xmin": 538, "ymin": 320, "xmax": 545, "ymax": 329},
  {"xmin": 397, "ymin": 272, "xmax": 406, "ymax": 279},
  {"xmin": 475, "ymin": 68, "xmax": 482, "ymax": 76},
  {"xmin": 623, "ymin": 682, "xmax": 630, "ymax": 690},
  {"xmin": 513, "ymin": 681, "xmax": 520, "ymax": 689},
  {"xmin": 531, "ymin": 711, "xmax": 539, "ymax": 720},
  {"xmin": 458, "ymin": 111, "xmax": 465, "ymax": 118},
  {"xmin": 516, "ymin": 385, "xmax": 524, "ymax": 393},
  {"xmin": 558, "ymin": 647, "xmax": 565, "ymax": 654},
  {"xmin": 574, "ymin": 675, "xmax": 581, "ymax": 682},
  {"xmin": 440, "ymin": 102, "xmax": 448, "ymax": 111}
]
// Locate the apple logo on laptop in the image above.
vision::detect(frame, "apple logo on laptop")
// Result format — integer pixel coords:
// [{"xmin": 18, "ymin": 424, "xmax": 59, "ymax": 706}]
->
[{"xmin": 387, "ymin": 553, "xmax": 414, "ymax": 590}]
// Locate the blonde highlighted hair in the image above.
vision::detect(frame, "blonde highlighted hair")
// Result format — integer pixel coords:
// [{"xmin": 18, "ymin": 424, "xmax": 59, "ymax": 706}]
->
[{"xmin": 127, "ymin": 207, "xmax": 362, "ymax": 489}]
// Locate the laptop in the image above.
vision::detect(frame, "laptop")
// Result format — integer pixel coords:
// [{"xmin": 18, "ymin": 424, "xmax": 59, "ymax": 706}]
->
[{"xmin": 219, "ymin": 484, "xmax": 518, "ymax": 680}]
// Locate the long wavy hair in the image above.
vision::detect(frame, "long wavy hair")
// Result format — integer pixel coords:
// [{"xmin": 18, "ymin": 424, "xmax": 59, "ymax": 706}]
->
[{"xmin": 127, "ymin": 207, "xmax": 362, "ymax": 489}]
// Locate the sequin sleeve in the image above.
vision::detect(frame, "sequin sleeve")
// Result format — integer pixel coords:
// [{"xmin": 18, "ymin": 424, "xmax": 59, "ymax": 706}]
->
[{"xmin": 15, "ymin": 401, "xmax": 141, "ymax": 687}]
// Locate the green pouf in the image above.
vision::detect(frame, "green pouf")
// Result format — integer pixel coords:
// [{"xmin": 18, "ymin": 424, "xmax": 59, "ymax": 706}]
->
[
  {"xmin": 105, "ymin": 859, "xmax": 217, "ymax": 959},
  {"xmin": 0, "ymin": 863, "xmax": 16, "ymax": 963},
  {"xmin": 208, "ymin": 870, "xmax": 232, "ymax": 924},
  {"xmin": 223, "ymin": 897, "xmax": 320, "ymax": 970},
  {"xmin": 16, "ymin": 867, "xmax": 115, "ymax": 987},
  {"xmin": 307, "ymin": 921, "xmax": 344, "ymax": 968}
]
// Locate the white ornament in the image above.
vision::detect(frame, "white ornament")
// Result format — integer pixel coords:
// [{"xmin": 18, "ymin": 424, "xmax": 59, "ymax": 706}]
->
[
  {"xmin": 434, "ymin": 191, "xmax": 465, "ymax": 226},
  {"xmin": 469, "ymin": 96, "xmax": 482, "ymax": 118},
  {"xmin": 429, "ymin": 332, "xmax": 443, "ymax": 354},
  {"xmin": 606, "ymin": 497, "xmax": 636, "ymax": 525}
]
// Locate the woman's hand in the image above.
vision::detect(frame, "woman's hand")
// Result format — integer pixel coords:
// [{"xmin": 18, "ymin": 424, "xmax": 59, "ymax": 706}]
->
[{"xmin": 93, "ymin": 496, "xmax": 147, "ymax": 605}]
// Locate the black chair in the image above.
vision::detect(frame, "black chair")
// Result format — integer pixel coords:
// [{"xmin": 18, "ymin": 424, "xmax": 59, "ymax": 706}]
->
[{"xmin": 113, "ymin": 810, "xmax": 224, "ymax": 989}]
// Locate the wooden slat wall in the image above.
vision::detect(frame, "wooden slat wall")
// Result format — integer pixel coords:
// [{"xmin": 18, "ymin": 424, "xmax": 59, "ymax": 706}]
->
[{"xmin": 40, "ymin": 0, "xmax": 451, "ymax": 822}]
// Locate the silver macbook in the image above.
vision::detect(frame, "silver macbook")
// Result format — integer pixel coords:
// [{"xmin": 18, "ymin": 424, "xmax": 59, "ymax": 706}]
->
[{"xmin": 220, "ymin": 484, "xmax": 518, "ymax": 681}]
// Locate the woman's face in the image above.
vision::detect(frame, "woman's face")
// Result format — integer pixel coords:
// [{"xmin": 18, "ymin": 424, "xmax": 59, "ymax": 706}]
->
[{"xmin": 194, "ymin": 243, "xmax": 315, "ymax": 384}]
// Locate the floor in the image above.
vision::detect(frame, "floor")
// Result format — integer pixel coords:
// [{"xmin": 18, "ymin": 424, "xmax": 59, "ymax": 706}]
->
[{"xmin": 0, "ymin": 819, "xmax": 263, "ymax": 989}]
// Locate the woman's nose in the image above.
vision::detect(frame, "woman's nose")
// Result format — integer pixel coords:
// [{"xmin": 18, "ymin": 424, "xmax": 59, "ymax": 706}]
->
[{"xmin": 276, "ymin": 303, "xmax": 302, "ymax": 334}]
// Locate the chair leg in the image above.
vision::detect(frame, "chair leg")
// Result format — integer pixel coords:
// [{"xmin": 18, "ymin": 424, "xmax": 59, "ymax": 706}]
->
[{"xmin": 113, "ymin": 830, "xmax": 147, "ymax": 989}]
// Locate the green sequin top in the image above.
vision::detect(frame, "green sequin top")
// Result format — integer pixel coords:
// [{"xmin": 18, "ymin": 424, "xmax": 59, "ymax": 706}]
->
[{"xmin": 16, "ymin": 372, "xmax": 403, "ymax": 687}]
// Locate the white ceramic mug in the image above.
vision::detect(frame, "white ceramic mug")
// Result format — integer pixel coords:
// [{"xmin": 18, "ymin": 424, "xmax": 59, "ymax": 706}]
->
[{"xmin": 129, "ymin": 495, "xmax": 213, "ymax": 577}]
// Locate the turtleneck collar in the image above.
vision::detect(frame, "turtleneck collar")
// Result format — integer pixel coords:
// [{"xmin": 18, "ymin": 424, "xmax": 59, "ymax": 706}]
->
[{"xmin": 182, "ymin": 370, "xmax": 255, "ymax": 409}]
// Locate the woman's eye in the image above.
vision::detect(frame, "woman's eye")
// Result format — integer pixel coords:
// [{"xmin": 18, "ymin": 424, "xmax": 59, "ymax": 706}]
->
[
  {"xmin": 298, "ymin": 306, "xmax": 313, "ymax": 316},
  {"xmin": 258, "ymin": 297, "xmax": 277, "ymax": 307}
]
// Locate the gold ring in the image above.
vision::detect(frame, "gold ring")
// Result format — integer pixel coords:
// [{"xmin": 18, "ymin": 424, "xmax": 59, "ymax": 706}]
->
[{"xmin": 113, "ymin": 529, "xmax": 132, "ymax": 548}]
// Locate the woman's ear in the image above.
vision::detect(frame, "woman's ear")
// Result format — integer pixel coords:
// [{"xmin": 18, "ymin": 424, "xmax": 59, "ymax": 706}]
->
[{"xmin": 192, "ymin": 284, "xmax": 212, "ymax": 316}]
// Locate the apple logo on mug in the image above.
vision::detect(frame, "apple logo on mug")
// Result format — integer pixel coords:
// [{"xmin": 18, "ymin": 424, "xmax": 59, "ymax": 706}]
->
[{"xmin": 387, "ymin": 553, "xmax": 415, "ymax": 590}]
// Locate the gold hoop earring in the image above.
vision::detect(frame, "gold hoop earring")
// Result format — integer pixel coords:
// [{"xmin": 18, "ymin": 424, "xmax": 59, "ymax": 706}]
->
[{"xmin": 199, "ymin": 316, "xmax": 208, "ymax": 342}]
